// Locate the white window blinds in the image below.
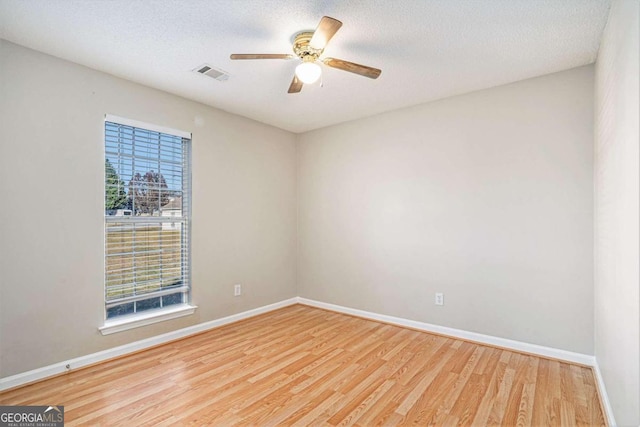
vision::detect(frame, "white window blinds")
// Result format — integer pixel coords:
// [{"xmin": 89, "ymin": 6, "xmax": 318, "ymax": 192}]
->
[{"xmin": 104, "ymin": 118, "xmax": 191, "ymax": 319}]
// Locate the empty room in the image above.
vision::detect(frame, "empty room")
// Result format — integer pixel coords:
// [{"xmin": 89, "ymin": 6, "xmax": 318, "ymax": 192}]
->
[{"xmin": 0, "ymin": 0, "xmax": 638, "ymax": 425}]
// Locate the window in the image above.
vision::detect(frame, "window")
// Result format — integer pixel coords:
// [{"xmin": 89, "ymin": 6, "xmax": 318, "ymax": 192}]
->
[{"xmin": 103, "ymin": 115, "xmax": 192, "ymax": 327}]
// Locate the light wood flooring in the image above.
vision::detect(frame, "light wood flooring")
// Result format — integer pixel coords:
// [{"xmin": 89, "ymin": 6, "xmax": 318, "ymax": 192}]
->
[{"xmin": 0, "ymin": 304, "xmax": 605, "ymax": 426}]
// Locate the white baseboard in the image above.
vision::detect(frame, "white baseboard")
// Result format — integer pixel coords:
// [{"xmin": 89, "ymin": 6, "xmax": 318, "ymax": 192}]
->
[
  {"xmin": 592, "ymin": 360, "xmax": 617, "ymax": 426},
  {"xmin": 0, "ymin": 298, "xmax": 298, "ymax": 391},
  {"xmin": 297, "ymin": 297, "xmax": 596, "ymax": 366}
]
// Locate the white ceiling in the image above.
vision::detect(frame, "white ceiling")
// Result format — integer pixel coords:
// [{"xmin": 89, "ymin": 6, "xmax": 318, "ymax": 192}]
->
[{"xmin": 0, "ymin": 0, "xmax": 611, "ymax": 133}]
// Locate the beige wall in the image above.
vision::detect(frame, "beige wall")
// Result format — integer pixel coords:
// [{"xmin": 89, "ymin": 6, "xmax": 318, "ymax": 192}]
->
[
  {"xmin": 0, "ymin": 40, "xmax": 297, "ymax": 377},
  {"xmin": 594, "ymin": 0, "xmax": 640, "ymax": 425},
  {"xmin": 297, "ymin": 66, "xmax": 595, "ymax": 354}
]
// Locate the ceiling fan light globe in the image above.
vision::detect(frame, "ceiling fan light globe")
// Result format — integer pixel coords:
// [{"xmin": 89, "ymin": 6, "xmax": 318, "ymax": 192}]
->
[{"xmin": 295, "ymin": 62, "xmax": 322, "ymax": 84}]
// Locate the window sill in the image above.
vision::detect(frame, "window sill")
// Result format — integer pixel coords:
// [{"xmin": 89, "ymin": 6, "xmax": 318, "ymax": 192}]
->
[{"xmin": 99, "ymin": 304, "xmax": 197, "ymax": 335}]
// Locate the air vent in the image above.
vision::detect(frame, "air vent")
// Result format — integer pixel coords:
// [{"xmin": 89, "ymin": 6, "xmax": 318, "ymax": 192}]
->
[{"xmin": 193, "ymin": 64, "xmax": 229, "ymax": 81}]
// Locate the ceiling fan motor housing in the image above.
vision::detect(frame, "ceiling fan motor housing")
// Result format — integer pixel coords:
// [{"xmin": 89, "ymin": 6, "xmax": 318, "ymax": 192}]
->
[{"xmin": 293, "ymin": 32, "xmax": 322, "ymax": 62}]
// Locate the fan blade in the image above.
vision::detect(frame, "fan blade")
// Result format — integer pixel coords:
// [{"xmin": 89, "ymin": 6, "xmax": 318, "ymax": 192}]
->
[
  {"xmin": 310, "ymin": 16, "xmax": 343, "ymax": 49},
  {"xmin": 230, "ymin": 54, "xmax": 294, "ymax": 60},
  {"xmin": 323, "ymin": 58, "xmax": 382, "ymax": 79},
  {"xmin": 288, "ymin": 75, "xmax": 303, "ymax": 93}
]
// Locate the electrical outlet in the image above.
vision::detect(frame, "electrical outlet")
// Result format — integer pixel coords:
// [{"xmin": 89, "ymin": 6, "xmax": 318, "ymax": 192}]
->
[
  {"xmin": 234, "ymin": 284, "xmax": 242, "ymax": 296},
  {"xmin": 435, "ymin": 292, "xmax": 444, "ymax": 306}
]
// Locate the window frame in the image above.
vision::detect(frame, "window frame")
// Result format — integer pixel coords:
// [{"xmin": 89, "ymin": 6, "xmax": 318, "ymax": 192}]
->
[{"xmin": 100, "ymin": 114, "xmax": 195, "ymax": 335}]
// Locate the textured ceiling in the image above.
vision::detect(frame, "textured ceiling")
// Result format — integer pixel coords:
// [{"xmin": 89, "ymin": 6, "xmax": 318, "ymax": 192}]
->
[{"xmin": 0, "ymin": 0, "xmax": 611, "ymax": 133}]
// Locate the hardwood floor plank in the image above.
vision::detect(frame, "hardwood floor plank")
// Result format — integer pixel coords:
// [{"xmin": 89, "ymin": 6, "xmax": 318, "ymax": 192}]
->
[
  {"xmin": 531, "ymin": 358, "xmax": 552, "ymax": 426},
  {"xmin": 395, "ymin": 345, "xmax": 455, "ymax": 415},
  {"xmin": 487, "ymin": 366, "xmax": 516, "ymax": 425},
  {"xmin": 340, "ymin": 380, "xmax": 395, "ymax": 426},
  {"xmin": 403, "ymin": 371, "xmax": 458, "ymax": 425},
  {"xmin": 432, "ymin": 345, "xmax": 484, "ymax": 424},
  {"xmin": 516, "ymin": 382, "xmax": 537, "ymax": 426},
  {"xmin": 0, "ymin": 305, "xmax": 606, "ymax": 426},
  {"xmin": 451, "ymin": 346, "xmax": 501, "ymax": 423},
  {"xmin": 326, "ymin": 376, "xmax": 388, "ymax": 425}
]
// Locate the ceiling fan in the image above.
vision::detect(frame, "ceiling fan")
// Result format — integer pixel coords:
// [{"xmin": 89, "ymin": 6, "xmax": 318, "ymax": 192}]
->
[{"xmin": 230, "ymin": 16, "xmax": 382, "ymax": 94}]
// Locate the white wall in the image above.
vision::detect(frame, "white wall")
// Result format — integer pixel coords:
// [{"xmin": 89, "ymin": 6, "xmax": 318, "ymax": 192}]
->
[
  {"xmin": 594, "ymin": 0, "xmax": 640, "ymax": 425},
  {"xmin": 0, "ymin": 40, "xmax": 297, "ymax": 377},
  {"xmin": 297, "ymin": 66, "xmax": 595, "ymax": 354}
]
